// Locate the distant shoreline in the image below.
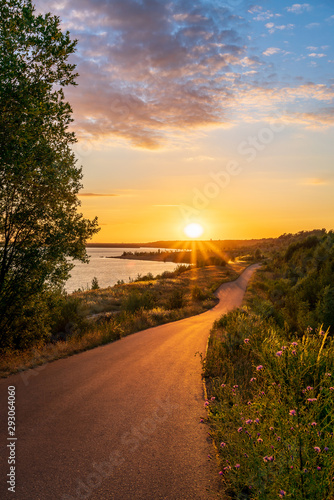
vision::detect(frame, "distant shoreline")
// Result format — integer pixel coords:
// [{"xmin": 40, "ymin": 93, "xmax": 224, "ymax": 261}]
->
[{"xmin": 108, "ymin": 250, "xmax": 192, "ymax": 264}]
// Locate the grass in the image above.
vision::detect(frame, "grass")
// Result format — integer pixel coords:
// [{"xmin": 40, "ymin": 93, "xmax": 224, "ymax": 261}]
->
[
  {"xmin": 0, "ymin": 261, "xmax": 249, "ymax": 378},
  {"xmin": 203, "ymin": 310, "xmax": 334, "ymax": 499}
]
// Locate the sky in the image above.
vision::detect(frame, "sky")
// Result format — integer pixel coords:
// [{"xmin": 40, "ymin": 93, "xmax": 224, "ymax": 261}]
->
[{"xmin": 34, "ymin": 0, "xmax": 334, "ymax": 242}]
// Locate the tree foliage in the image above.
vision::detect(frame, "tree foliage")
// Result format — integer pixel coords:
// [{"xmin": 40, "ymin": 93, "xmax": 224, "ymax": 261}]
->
[{"xmin": 0, "ymin": 0, "xmax": 99, "ymax": 348}]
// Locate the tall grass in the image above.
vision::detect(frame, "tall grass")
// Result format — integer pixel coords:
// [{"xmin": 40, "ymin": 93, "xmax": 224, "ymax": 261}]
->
[{"xmin": 204, "ymin": 310, "xmax": 334, "ymax": 499}]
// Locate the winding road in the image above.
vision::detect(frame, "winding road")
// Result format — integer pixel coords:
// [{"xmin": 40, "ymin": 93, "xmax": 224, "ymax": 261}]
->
[{"xmin": 0, "ymin": 264, "xmax": 259, "ymax": 500}]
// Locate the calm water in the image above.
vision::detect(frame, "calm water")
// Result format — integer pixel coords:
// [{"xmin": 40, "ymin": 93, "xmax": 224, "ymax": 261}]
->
[{"xmin": 65, "ymin": 248, "xmax": 180, "ymax": 293}]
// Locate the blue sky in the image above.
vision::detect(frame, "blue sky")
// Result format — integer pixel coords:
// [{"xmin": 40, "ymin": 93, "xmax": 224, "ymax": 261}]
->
[{"xmin": 34, "ymin": 0, "xmax": 334, "ymax": 241}]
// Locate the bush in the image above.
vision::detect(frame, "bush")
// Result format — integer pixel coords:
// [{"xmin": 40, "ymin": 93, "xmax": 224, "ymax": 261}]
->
[
  {"xmin": 168, "ymin": 288, "xmax": 185, "ymax": 309},
  {"xmin": 122, "ymin": 290, "xmax": 154, "ymax": 312}
]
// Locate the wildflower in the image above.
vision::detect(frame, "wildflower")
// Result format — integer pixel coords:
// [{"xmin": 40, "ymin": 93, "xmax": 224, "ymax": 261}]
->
[
  {"xmin": 245, "ymin": 419, "xmax": 253, "ymax": 424},
  {"xmin": 290, "ymin": 466, "xmax": 294, "ymax": 469},
  {"xmin": 324, "ymin": 447, "xmax": 329, "ymax": 452},
  {"xmin": 270, "ymin": 427, "xmax": 274, "ymax": 431},
  {"xmin": 317, "ymin": 467, "xmax": 321, "ymax": 471},
  {"xmin": 244, "ymin": 453, "xmax": 248, "ymax": 458},
  {"xmin": 250, "ymin": 377, "xmax": 256, "ymax": 382},
  {"xmin": 233, "ymin": 385, "xmax": 239, "ymax": 389},
  {"xmin": 220, "ymin": 442, "xmax": 226, "ymax": 448},
  {"xmin": 289, "ymin": 410, "xmax": 296, "ymax": 416},
  {"xmin": 208, "ymin": 454, "xmax": 212, "ymax": 459},
  {"xmin": 307, "ymin": 398, "xmax": 317, "ymax": 402},
  {"xmin": 219, "ymin": 471, "xmax": 223, "ymax": 475},
  {"xmin": 314, "ymin": 446, "xmax": 321, "ymax": 453},
  {"xmin": 292, "ymin": 350, "xmax": 297, "ymax": 355},
  {"xmin": 306, "ymin": 386, "xmax": 313, "ymax": 391},
  {"xmin": 255, "ymin": 418, "xmax": 260, "ymax": 424},
  {"xmin": 244, "ymin": 338, "xmax": 250, "ymax": 344},
  {"xmin": 290, "ymin": 427, "xmax": 294, "ymax": 431},
  {"xmin": 238, "ymin": 427, "xmax": 243, "ymax": 432},
  {"xmin": 235, "ymin": 464, "xmax": 240, "ymax": 469},
  {"xmin": 307, "ymin": 326, "xmax": 313, "ymax": 333},
  {"xmin": 330, "ymin": 387, "xmax": 334, "ymax": 391},
  {"xmin": 279, "ymin": 490, "xmax": 286, "ymax": 498},
  {"xmin": 223, "ymin": 466, "xmax": 231, "ymax": 471},
  {"xmin": 257, "ymin": 438, "xmax": 263, "ymax": 443},
  {"xmin": 325, "ymin": 373, "xmax": 331, "ymax": 377},
  {"xmin": 200, "ymin": 418, "xmax": 204, "ymax": 423},
  {"xmin": 319, "ymin": 330, "xmax": 325, "ymax": 336},
  {"xmin": 311, "ymin": 422, "xmax": 317, "ymax": 426},
  {"xmin": 204, "ymin": 401, "xmax": 210, "ymax": 407},
  {"xmin": 211, "ymin": 396, "xmax": 215, "ymax": 401},
  {"xmin": 304, "ymin": 469, "xmax": 308, "ymax": 473},
  {"xmin": 277, "ymin": 436, "xmax": 281, "ymax": 442},
  {"xmin": 291, "ymin": 342, "xmax": 298, "ymax": 347},
  {"xmin": 256, "ymin": 365, "xmax": 263, "ymax": 371},
  {"xmin": 263, "ymin": 456, "xmax": 269, "ymax": 462},
  {"xmin": 247, "ymin": 401, "xmax": 252, "ymax": 405},
  {"xmin": 281, "ymin": 346, "xmax": 287, "ymax": 350},
  {"xmin": 221, "ymin": 384, "xmax": 226, "ymax": 388},
  {"xmin": 260, "ymin": 391, "xmax": 265, "ymax": 396}
]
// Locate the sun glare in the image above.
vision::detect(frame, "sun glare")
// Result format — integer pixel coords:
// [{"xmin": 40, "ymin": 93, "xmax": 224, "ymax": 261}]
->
[{"xmin": 184, "ymin": 223, "xmax": 204, "ymax": 239}]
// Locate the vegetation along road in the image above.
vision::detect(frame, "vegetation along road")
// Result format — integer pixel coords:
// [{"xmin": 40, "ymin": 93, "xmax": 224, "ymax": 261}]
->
[{"xmin": 0, "ymin": 265, "xmax": 259, "ymax": 500}]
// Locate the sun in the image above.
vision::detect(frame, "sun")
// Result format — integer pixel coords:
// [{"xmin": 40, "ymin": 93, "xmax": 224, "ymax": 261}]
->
[{"xmin": 184, "ymin": 223, "xmax": 204, "ymax": 239}]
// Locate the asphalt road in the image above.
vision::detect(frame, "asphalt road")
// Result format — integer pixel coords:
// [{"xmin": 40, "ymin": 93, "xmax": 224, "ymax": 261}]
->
[{"xmin": 0, "ymin": 264, "xmax": 259, "ymax": 500}]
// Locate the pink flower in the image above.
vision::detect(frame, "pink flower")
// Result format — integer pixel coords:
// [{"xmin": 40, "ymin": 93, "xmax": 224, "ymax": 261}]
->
[
  {"xmin": 250, "ymin": 377, "xmax": 256, "ymax": 382},
  {"xmin": 221, "ymin": 384, "xmax": 226, "ymax": 388},
  {"xmin": 256, "ymin": 365, "xmax": 263, "ymax": 371},
  {"xmin": 257, "ymin": 438, "xmax": 263, "ymax": 443},
  {"xmin": 314, "ymin": 446, "xmax": 321, "ymax": 453},
  {"xmin": 238, "ymin": 427, "xmax": 243, "ymax": 432},
  {"xmin": 291, "ymin": 342, "xmax": 298, "ymax": 347},
  {"xmin": 220, "ymin": 442, "xmax": 226, "ymax": 448},
  {"xmin": 307, "ymin": 398, "xmax": 317, "ymax": 402},
  {"xmin": 289, "ymin": 410, "xmax": 296, "ymax": 416},
  {"xmin": 279, "ymin": 490, "xmax": 286, "ymax": 498},
  {"xmin": 311, "ymin": 422, "xmax": 317, "ymax": 426},
  {"xmin": 317, "ymin": 467, "xmax": 321, "ymax": 470},
  {"xmin": 235, "ymin": 464, "xmax": 240, "ymax": 469},
  {"xmin": 211, "ymin": 396, "xmax": 215, "ymax": 401},
  {"xmin": 244, "ymin": 338, "xmax": 250, "ymax": 344},
  {"xmin": 219, "ymin": 471, "xmax": 223, "ymax": 475},
  {"xmin": 255, "ymin": 418, "xmax": 260, "ymax": 424},
  {"xmin": 246, "ymin": 419, "xmax": 253, "ymax": 424},
  {"xmin": 292, "ymin": 350, "xmax": 297, "ymax": 355}
]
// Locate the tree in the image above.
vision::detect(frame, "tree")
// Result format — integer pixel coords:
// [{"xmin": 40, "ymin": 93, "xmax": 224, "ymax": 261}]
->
[{"xmin": 0, "ymin": 0, "xmax": 99, "ymax": 348}]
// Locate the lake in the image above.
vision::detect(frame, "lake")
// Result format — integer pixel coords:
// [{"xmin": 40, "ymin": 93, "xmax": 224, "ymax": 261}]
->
[{"xmin": 65, "ymin": 247, "xmax": 180, "ymax": 293}]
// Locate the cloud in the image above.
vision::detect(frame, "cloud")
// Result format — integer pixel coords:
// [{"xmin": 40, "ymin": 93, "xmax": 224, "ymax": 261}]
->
[
  {"xmin": 308, "ymin": 53, "xmax": 326, "ymax": 58},
  {"xmin": 286, "ymin": 4, "xmax": 312, "ymax": 14},
  {"xmin": 35, "ymin": 0, "xmax": 253, "ymax": 148},
  {"xmin": 78, "ymin": 193, "xmax": 118, "ymax": 197},
  {"xmin": 263, "ymin": 47, "xmax": 282, "ymax": 56},
  {"xmin": 252, "ymin": 9, "xmax": 281, "ymax": 22},
  {"xmin": 265, "ymin": 23, "xmax": 294, "ymax": 34},
  {"xmin": 302, "ymin": 178, "xmax": 331, "ymax": 186},
  {"xmin": 306, "ymin": 23, "xmax": 320, "ymax": 29},
  {"xmin": 33, "ymin": 0, "xmax": 334, "ymax": 148}
]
